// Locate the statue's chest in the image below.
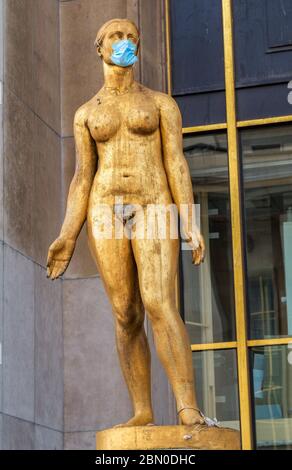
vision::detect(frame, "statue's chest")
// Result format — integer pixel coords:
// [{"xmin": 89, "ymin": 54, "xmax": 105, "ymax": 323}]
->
[{"xmin": 88, "ymin": 94, "xmax": 160, "ymax": 142}]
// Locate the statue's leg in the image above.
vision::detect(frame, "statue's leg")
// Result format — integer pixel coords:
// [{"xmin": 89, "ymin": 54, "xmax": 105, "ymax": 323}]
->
[
  {"xmin": 87, "ymin": 220, "xmax": 153, "ymax": 426},
  {"xmin": 131, "ymin": 219, "xmax": 204, "ymax": 426}
]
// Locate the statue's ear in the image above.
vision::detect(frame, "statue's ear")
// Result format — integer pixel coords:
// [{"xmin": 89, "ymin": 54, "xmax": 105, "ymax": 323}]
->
[{"xmin": 94, "ymin": 38, "xmax": 103, "ymax": 58}]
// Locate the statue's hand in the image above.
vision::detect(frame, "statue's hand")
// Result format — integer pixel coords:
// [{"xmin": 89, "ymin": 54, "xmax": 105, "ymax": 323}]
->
[
  {"xmin": 184, "ymin": 228, "xmax": 205, "ymax": 266},
  {"xmin": 46, "ymin": 236, "xmax": 76, "ymax": 280}
]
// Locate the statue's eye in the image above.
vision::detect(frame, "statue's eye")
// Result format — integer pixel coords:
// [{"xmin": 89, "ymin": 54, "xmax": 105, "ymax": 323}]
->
[{"xmin": 110, "ymin": 32, "xmax": 123, "ymax": 41}]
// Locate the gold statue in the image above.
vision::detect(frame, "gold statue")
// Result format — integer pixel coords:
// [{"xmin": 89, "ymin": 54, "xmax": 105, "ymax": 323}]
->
[{"xmin": 47, "ymin": 19, "xmax": 205, "ymax": 428}]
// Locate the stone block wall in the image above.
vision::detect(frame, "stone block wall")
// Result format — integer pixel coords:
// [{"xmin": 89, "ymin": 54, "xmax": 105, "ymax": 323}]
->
[{"xmin": 0, "ymin": 0, "xmax": 176, "ymax": 450}]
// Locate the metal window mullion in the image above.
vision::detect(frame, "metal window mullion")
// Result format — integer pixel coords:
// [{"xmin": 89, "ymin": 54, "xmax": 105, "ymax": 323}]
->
[
  {"xmin": 165, "ymin": 0, "xmax": 172, "ymax": 95},
  {"xmin": 221, "ymin": 0, "xmax": 253, "ymax": 450}
]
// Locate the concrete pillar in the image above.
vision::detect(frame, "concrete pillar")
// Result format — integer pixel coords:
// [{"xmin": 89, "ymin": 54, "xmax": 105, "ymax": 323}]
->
[{"xmin": 0, "ymin": 0, "xmax": 175, "ymax": 450}]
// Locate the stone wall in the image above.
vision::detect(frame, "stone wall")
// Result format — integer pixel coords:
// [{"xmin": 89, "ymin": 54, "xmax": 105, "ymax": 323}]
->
[{"xmin": 0, "ymin": 0, "xmax": 176, "ymax": 450}]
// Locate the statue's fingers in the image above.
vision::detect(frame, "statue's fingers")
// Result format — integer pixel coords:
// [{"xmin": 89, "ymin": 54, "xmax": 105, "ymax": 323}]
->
[
  {"xmin": 197, "ymin": 247, "xmax": 204, "ymax": 265},
  {"xmin": 47, "ymin": 239, "xmax": 63, "ymax": 266},
  {"xmin": 200, "ymin": 249, "xmax": 205, "ymax": 264},
  {"xmin": 191, "ymin": 250, "xmax": 196, "ymax": 264},
  {"xmin": 50, "ymin": 261, "xmax": 64, "ymax": 280},
  {"xmin": 200, "ymin": 239, "xmax": 206, "ymax": 262},
  {"xmin": 49, "ymin": 264, "xmax": 58, "ymax": 279},
  {"xmin": 50, "ymin": 265, "xmax": 60, "ymax": 280},
  {"xmin": 47, "ymin": 259, "xmax": 56, "ymax": 278},
  {"xmin": 53, "ymin": 261, "xmax": 68, "ymax": 279},
  {"xmin": 194, "ymin": 247, "xmax": 202, "ymax": 265},
  {"xmin": 47, "ymin": 249, "xmax": 54, "ymax": 267},
  {"xmin": 57, "ymin": 261, "xmax": 68, "ymax": 277},
  {"xmin": 51, "ymin": 261, "xmax": 64, "ymax": 279},
  {"xmin": 192, "ymin": 248, "xmax": 199, "ymax": 265}
]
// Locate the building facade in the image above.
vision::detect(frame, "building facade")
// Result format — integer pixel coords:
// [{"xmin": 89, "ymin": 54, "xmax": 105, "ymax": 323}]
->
[
  {"xmin": 0, "ymin": 0, "xmax": 291, "ymax": 451},
  {"xmin": 0, "ymin": 0, "xmax": 175, "ymax": 450},
  {"xmin": 168, "ymin": 0, "xmax": 292, "ymax": 450}
]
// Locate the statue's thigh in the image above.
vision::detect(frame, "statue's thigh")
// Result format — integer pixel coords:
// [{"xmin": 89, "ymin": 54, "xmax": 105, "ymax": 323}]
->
[
  {"xmin": 89, "ymin": 234, "xmax": 138, "ymax": 304},
  {"xmin": 131, "ymin": 236, "xmax": 180, "ymax": 305}
]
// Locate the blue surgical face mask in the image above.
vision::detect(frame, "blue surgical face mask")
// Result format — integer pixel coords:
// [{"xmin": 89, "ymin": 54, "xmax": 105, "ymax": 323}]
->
[{"xmin": 111, "ymin": 39, "xmax": 138, "ymax": 67}]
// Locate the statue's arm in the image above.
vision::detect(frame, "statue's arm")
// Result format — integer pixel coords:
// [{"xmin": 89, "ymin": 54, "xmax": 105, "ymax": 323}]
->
[
  {"xmin": 158, "ymin": 93, "xmax": 205, "ymax": 264},
  {"xmin": 159, "ymin": 94, "xmax": 195, "ymax": 229},
  {"xmin": 60, "ymin": 105, "xmax": 97, "ymax": 241},
  {"xmin": 46, "ymin": 105, "xmax": 97, "ymax": 279}
]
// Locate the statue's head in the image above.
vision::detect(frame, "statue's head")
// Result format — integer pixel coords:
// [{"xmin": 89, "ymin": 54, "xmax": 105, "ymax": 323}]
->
[{"xmin": 94, "ymin": 18, "xmax": 140, "ymax": 68}]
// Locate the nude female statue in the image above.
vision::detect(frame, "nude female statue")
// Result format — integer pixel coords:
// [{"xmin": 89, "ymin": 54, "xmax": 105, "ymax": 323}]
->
[{"xmin": 47, "ymin": 19, "xmax": 205, "ymax": 427}]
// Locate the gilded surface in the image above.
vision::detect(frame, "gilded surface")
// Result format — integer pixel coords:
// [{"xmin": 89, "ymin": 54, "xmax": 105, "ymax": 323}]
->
[
  {"xmin": 47, "ymin": 19, "xmax": 205, "ymax": 428},
  {"xmin": 96, "ymin": 425, "xmax": 241, "ymax": 451}
]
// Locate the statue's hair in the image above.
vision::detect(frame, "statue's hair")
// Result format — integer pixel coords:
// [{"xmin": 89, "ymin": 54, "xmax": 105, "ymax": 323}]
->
[{"xmin": 94, "ymin": 18, "xmax": 140, "ymax": 48}]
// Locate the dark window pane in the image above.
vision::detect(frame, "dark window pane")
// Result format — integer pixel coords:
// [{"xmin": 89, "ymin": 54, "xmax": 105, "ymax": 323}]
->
[
  {"xmin": 241, "ymin": 125, "xmax": 292, "ymax": 339},
  {"xmin": 233, "ymin": 0, "xmax": 292, "ymax": 120},
  {"xmin": 175, "ymin": 92, "xmax": 226, "ymax": 129},
  {"xmin": 233, "ymin": 0, "xmax": 292, "ymax": 87},
  {"xmin": 250, "ymin": 345, "xmax": 292, "ymax": 449},
  {"xmin": 236, "ymin": 83, "xmax": 292, "ymax": 122},
  {"xmin": 169, "ymin": 0, "xmax": 225, "ymax": 95},
  {"xmin": 182, "ymin": 133, "xmax": 235, "ymax": 343},
  {"xmin": 266, "ymin": 0, "xmax": 292, "ymax": 49},
  {"xmin": 169, "ymin": 0, "xmax": 226, "ymax": 127},
  {"xmin": 193, "ymin": 349, "xmax": 240, "ymax": 430}
]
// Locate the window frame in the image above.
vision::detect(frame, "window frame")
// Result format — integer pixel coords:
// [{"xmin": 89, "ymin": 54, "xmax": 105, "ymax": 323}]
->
[{"xmin": 165, "ymin": 0, "xmax": 292, "ymax": 450}]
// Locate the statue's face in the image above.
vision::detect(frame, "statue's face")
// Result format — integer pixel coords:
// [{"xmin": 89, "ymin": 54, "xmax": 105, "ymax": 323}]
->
[{"xmin": 97, "ymin": 21, "xmax": 139, "ymax": 66}]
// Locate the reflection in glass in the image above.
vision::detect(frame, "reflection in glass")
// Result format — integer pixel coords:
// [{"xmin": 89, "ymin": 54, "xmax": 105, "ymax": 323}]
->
[
  {"xmin": 193, "ymin": 349, "xmax": 240, "ymax": 431},
  {"xmin": 182, "ymin": 133, "xmax": 235, "ymax": 344},
  {"xmin": 251, "ymin": 345, "xmax": 292, "ymax": 450},
  {"xmin": 242, "ymin": 126, "xmax": 292, "ymax": 339}
]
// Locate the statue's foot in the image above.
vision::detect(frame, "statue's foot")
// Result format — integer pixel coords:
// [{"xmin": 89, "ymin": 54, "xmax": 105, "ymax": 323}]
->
[
  {"xmin": 179, "ymin": 408, "xmax": 205, "ymax": 426},
  {"xmin": 114, "ymin": 412, "xmax": 154, "ymax": 428}
]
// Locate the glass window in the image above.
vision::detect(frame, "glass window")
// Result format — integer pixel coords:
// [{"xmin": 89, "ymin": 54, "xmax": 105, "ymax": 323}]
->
[
  {"xmin": 169, "ymin": 0, "xmax": 225, "ymax": 94},
  {"xmin": 182, "ymin": 133, "xmax": 235, "ymax": 344},
  {"xmin": 241, "ymin": 125, "xmax": 292, "ymax": 339},
  {"xmin": 193, "ymin": 349, "xmax": 240, "ymax": 431},
  {"xmin": 250, "ymin": 345, "xmax": 292, "ymax": 449}
]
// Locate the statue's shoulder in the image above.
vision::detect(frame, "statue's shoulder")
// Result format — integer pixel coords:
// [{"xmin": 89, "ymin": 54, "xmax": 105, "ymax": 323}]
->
[
  {"xmin": 74, "ymin": 94, "xmax": 99, "ymax": 124},
  {"xmin": 141, "ymin": 86, "xmax": 177, "ymax": 109},
  {"xmin": 138, "ymin": 84, "xmax": 178, "ymax": 112}
]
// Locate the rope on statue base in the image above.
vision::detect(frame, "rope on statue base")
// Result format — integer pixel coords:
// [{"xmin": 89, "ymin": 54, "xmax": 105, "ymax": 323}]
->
[{"xmin": 177, "ymin": 407, "xmax": 221, "ymax": 427}]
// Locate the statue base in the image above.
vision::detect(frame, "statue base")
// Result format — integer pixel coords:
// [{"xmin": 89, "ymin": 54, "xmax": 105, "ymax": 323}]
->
[{"xmin": 96, "ymin": 424, "xmax": 240, "ymax": 450}]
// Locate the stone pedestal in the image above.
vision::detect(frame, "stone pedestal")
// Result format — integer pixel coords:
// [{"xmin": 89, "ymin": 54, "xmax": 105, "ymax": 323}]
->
[{"xmin": 96, "ymin": 425, "xmax": 241, "ymax": 450}]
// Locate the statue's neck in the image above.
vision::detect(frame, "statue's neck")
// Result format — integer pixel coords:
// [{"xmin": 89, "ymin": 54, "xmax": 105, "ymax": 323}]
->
[{"xmin": 103, "ymin": 62, "xmax": 135, "ymax": 92}]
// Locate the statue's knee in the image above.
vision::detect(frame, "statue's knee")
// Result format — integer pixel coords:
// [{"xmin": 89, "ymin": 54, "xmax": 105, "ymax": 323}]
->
[
  {"xmin": 143, "ymin": 297, "xmax": 175, "ymax": 326},
  {"xmin": 142, "ymin": 296, "xmax": 163, "ymax": 322},
  {"xmin": 113, "ymin": 298, "xmax": 144, "ymax": 332}
]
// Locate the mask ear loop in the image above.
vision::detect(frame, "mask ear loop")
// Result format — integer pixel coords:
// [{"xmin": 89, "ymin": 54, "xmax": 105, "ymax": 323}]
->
[
  {"xmin": 131, "ymin": 37, "xmax": 140, "ymax": 70},
  {"xmin": 93, "ymin": 36, "xmax": 100, "ymax": 48},
  {"xmin": 94, "ymin": 37, "xmax": 104, "ymax": 61},
  {"xmin": 135, "ymin": 37, "xmax": 140, "ymax": 56}
]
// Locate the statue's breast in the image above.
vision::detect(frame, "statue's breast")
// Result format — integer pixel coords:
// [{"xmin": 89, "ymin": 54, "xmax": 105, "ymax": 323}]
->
[
  {"xmin": 88, "ymin": 102, "xmax": 121, "ymax": 142},
  {"xmin": 87, "ymin": 94, "xmax": 159, "ymax": 142},
  {"xmin": 124, "ymin": 96, "xmax": 159, "ymax": 135}
]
